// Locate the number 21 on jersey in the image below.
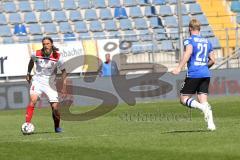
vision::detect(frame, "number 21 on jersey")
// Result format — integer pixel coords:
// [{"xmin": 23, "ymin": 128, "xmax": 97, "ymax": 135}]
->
[{"xmin": 196, "ymin": 43, "xmax": 208, "ymax": 62}]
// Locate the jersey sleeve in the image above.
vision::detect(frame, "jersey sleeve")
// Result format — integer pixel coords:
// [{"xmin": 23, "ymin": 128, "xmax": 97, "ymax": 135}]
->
[
  {"xmin": 183, "ymin": 38, "xmax": 192, "ymax": 47},
  {"xmin": 208, "ymin": 40, "xmax": 213, "ymax": 53}
]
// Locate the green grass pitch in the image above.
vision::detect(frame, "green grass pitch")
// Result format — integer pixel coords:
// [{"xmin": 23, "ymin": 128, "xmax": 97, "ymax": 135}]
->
[{"xmin": 0, "ymin": 97, "xmax": 240, "ymax": 160}]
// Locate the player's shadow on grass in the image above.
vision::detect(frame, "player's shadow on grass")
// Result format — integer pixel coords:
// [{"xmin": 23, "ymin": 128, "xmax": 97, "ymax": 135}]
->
[
  {"xmin": 33, "ymin": 131, "xmax": 56, "ymax": 135},
  {"xmin": 161, "ymin": 129, "xmax": 209, "ymax": 134}
]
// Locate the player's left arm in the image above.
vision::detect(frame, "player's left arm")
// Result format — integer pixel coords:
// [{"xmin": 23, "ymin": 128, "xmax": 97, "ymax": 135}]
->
[
  {"xmin": 208, "ymin": 51, "xmax": 215, "ymax": 68},
  {"xmin": 61, "ymin": 68, "xmax": 68, "ymax": 94}
]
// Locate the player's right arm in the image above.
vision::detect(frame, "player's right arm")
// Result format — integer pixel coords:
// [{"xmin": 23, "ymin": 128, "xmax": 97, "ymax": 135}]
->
[
  {"xmin": 172, "ymin": 44, "xmax": 193, "ymax": 75},
  {"xmin": 26, "ymin": 58, "xmax": 34, "ymax": 84}
]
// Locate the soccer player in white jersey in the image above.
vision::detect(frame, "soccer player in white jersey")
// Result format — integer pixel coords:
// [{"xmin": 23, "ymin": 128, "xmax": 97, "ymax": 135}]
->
[
  {"xmin": 25, "ymin": 37, "xmax": 67, "ymax": 133},
  {"xmin": 172, "ymin": 19, "xmax": 216, "ymax": 131}
]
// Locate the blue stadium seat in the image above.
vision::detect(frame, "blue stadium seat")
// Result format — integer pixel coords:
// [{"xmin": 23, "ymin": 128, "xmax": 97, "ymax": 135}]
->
[
  {"xmin": 153, "ymin": 43, "xmax": 161, "ymax": 52},
  {"xmin": 123, "ymin": 30, "xmax": 138, "ymax": 42},
  {"xmin": 119, "ymin": 19, "xmax": 133, "ymax": 30},
  {"xmin": 59, "ymin": 22, "xmax": 73, "ymax": 33},
  {"xmin": 79, "ymin": 32, "xmax": 91, "ymax": 39},
  {"xmin": 108, "ymin": 31, "xmax": 121, "ymax": 38},
  {"xmin": 74, "ymin": 21, "xmax": 88, "ymax": 32},
  {"xmin": 129, "ymin": 6, "xmax": 143, "ymax": 18},
  {"xmin": 193, "ymin": 14, "xmax": 209, "ymax": 25},
  {"xmin": 85, "ymin": 9, "xmax": 98, "ymax": 21},
  {"xmin": 137, "ymin": 0, "xmax": 151, "ymax": 6},
  {"xmin": 9, "ymin": 13, "xmax": 22, "ymax": 24},
  {"xmin": 163, "ymin": 16, "xmax": 178, "ymax": 27},
  {"xmin": 168, "ymin": 28, "xmax": 179, "ymax": 39},
  {"xmin": 78, "ymin": 0, "xmax": 92, "ymax": 9},
  {"xmin": 159, "ymin": 5, "xmax": 173, "ymax": 16},
  {"xmin": 154, "ymin": 28, "xmax": 166, "ymax": 34},
  {"xmin": 139, "ymin": 30, "xmax": 152, "ymax": 41},
  {"xmin": 134, "ymin": 42, "xmax": 153, "ymax": 53},
  {"xmin": 174, "ymin": 4, "xmax": 188, "ymax": 15},
  {"xmin": 48, "ymin": 34, "xmax": 60, "ymax": 41},
  {"xmin": 152, "ymin": 0, "xmax": 166, "ymax": 5},
  {"xmin": 149, "ymin": 17, "xmax": 163, "ymax": 28},
  {"xmin": 153, "ymin": 28, "xmax": 167, "ymax": 40},
  {"xmin": 24, "ymin": 12, "xmax": 37, "ymax": 23},
  {"xmin": 160, "ymin": 40, "xmax": 174, "ymax": 51},
  {"xmin": 208, "ymin": 37, "xmax": 221, "ymax": 49},
  {"xmin": 14, "ymin": 24, "xmax": 27, "ymax": 35},
  {"xmin": 0, "ymin": 25, "xmax": 12, "ymax": 37},
  {"xmin": 19, "ymin": 1, "xmax": 32, "ymax": 12},
  {"xmin": 182, "ymin": 0, "xmax": 196, "ymax": 3},
  {"xmin": 144, "ymin": 43, "xmax": 154, "ymax": 53},
  {"xmin": 34, "ymin": 0, "xmax": 47, "ymax": 11},
  {"xmin": 131, "ymin": 42, "xmax": 145, "ymax": 54},
  {"xmin": 92, "ymin": 32, "xmax": 106, "ymax": 39},
  {"xmin": 0, "ymin": 14, "xmax": 7, "ymax": 25},
  {"xmin": 2, "ymin": 37, "xmax": 14, "ymax": 44},
  {"xmin": 123, "ymin": 0, "xmax": 137, "ymax": 6},
  {"xmin": 144, "ymin": 6, "xmax": 157, "ymax": 17},
  {"xmin": 48, "ymin": 0, "xmax": 62, "ymax": 11},
  {"xmin": 89, "ymin": 21, "xmax": 103, "ymax": 32},
  {"xmin": 54, "ymin": 11, "xmax": 68, "ymax": 22},
  {"xmin": 69, "ymin": 11, "xmax": 83, "ymax": 21},
  {"xmin": 99, "ymin": 8, "xmax": 113, "ymax": 20},
  {"xmin": 63, "ymin": 0, "xmax": 77, "ymax": 10},
  {"xmin": 104, "ymin": 20, "xmax": 118, "ymax": 31},
  {"xmin": 39, "ymin": 12, "xmax": 53, "ymax": 23},
  {"xmin": 17, "ymin": 35, "xmax": 30, "ymax": 43},
  {"xmin": 3, "ymin": 2, "xmax": 17, "ymax": 13},
  {"xmin": 134, "ymin": 18, "xmax": 148, "ymax": 30},
  {"xmin": 231, "ymin": 1, "xmax": 240, "ymax": 12},
  {"xmin": 166, "ymin": 0, "xmax": 177, "ymax": 4},
  {"xmin": 31, "ymin": 35, "xmax": 44, "ymax": 42},
  {"xmin": 189, "ymin": 3, "xmax": 202, "ymax": 15},
  {"xmin": 29, "ymin": 24, "xmax": 42, "ymax": 35},
  {"xmin": 114, "ymin": 7, "xmax": 128, "ymax": 19},
  {"xmin": 43, "ymin": 23, "xmax": 58, "ymax": 34},
  {"xmin": 182, "ymin": 15, "xmax": 191, "ymax": 27},
  {"xmin": 109, "ymin": 0, "xmax": 121, "ymax": 7},
  {"xmin": 201, "ymin": 26, "xmax": 214, "ymax": 38},
  {"xmin": 64, "ymin": 33, "xmax": 76, "ymax": 41},
  {"xmin": 93, "ymin": 0, "xmax": 107, "ymax": 8}
]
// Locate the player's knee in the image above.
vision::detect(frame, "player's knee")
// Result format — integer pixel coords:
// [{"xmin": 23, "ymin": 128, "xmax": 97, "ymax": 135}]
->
[
  {"xmin": 29, "ymin": 101, "xmax": 37, "ymax": 106},
  {"xmin": 51, "ymin": 102, "xmax": 59, "ymax": 110},
  {"xmin": 180, "ymin": 97, "xmax": 189, "ymax": 106}
]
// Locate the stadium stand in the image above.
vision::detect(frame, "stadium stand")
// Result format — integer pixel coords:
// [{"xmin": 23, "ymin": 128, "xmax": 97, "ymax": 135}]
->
[
  {"xmin": 197, "ymin": 0, "xmax": 239, "ymax": 55},
  {"xmin": 0, "ymin": 0, "xmax": 233, "ymax": 65}
]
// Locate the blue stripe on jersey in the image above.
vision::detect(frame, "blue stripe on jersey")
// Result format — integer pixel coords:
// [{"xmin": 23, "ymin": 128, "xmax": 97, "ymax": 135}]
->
[{"xmin": 184, "ymin": 34, "xmax": 213, "ymax": 78}]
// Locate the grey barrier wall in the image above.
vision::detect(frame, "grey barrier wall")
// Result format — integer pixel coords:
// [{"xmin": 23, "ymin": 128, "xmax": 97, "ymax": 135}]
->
[{"xmin": 0, "ymin": 68, "xmax": 240, "ymax": 110}]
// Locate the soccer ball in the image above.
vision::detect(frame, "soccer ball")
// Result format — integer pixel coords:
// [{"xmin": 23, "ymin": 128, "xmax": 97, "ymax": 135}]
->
[{"xmin": 21, "ymin": 122, "xmax": 34, "ymax": 135}]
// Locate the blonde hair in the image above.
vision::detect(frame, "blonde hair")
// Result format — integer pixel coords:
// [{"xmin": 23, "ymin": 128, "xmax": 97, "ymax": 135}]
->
[{"xmin": 189, "ymin": 19, "xmax": 201, "ymax": 31}]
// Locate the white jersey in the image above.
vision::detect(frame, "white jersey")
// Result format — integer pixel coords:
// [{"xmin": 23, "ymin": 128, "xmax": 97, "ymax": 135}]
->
[{"xmin": 31, "ymin": 50, "xmax": 64, "ymax": 85}]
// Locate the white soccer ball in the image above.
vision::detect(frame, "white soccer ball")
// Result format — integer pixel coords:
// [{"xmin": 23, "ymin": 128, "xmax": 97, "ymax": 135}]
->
[{"xmin": 21, "ymin": 122, "xmax": 35, "ymax": 135}]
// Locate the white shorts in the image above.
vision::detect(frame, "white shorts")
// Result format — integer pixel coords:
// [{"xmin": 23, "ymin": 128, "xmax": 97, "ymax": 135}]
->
[{"xmin": 30, "ymin": 80, "xmax": 59, "ymax": 102}]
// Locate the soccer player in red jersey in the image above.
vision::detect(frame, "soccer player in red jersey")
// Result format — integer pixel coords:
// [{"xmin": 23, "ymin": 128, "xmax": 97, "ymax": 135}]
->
[{"xmin": 25, "ymin": 37, "xmax": 67, "ymax": 133}]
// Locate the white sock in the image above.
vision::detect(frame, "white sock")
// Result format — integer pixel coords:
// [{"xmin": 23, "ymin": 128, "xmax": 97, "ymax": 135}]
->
[
  {"xmin": 201, "ymin": 101, "xmax": 212, "ymax": 109},
  {"xmin": 184, "ymin": 98, "xmax": 205, "ymax": 111}
]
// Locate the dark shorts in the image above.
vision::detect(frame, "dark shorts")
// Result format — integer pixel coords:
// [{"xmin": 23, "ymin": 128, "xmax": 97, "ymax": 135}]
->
[{"xmin": 180, "ymin": 77, "xmax": 210, "ymax": 95}]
